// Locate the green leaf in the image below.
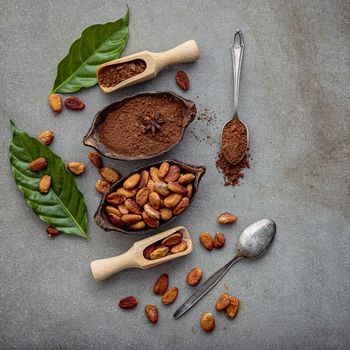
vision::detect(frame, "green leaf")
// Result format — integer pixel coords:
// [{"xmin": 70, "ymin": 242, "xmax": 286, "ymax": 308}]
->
[
  {"xmin": 9, "ymin": 121, "xmax": 88, "ymax": 239},
  {"xmin": 52, "ymin": 8, "xmax": 129, "ymax": 93}
]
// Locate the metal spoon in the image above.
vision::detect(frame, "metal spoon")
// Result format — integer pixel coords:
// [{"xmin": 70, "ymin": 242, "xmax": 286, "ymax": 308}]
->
[
  {"xmin": 221, "ymin": 30, "xmax": 249, "ymax": 164},
  {"xmin": 173, "ymin": 218, "xmax": 276, "ymax": 319}
]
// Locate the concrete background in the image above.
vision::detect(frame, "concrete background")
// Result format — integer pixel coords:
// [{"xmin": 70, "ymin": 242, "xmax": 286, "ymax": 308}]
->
[{"xmin": 1, "ymin": 0, "xmax": 349, "ymax": 349}]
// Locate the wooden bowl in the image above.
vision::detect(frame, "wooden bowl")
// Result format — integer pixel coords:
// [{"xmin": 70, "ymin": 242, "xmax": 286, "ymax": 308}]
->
[
  {"xmin": 94, "ymin": 160, "xmax": 206, "ymax": 234},
  {"xmin": 83, "ymin": 91, "xmax": 196, "ymax": 160}
]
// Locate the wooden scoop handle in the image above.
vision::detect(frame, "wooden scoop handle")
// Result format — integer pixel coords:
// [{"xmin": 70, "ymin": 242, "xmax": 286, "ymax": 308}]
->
[
  {"xmin": 155, "ymin": 40, "xmax": 200, "ymax": 70},
  {"xmin": 90, "ymin": 249, "xmax": 137, "ymax": 282}
]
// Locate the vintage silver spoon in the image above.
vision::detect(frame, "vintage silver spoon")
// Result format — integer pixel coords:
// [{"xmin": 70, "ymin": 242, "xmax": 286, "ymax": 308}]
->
[
  {"xmin": 221, "ymin": 30, "xmax": 249, "ymax": 165},
  {"xmin": 173, "ymin": 218, "xmax": 276, "ymax": 319}
]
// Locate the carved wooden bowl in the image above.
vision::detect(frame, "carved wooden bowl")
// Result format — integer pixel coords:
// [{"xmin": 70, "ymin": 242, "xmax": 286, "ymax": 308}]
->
[
  {"xmin": 94, "ymin": 160, "xmax": 206, "ymax": 234},
  {"xmin": 83, "ymin": 91, "xmax": 196, "ymax": 160}
]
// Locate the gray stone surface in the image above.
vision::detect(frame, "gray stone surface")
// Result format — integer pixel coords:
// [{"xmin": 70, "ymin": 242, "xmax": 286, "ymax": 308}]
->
[{"xmin": 0, "ymin": 0, "xmax": 349, "ymax": 349}]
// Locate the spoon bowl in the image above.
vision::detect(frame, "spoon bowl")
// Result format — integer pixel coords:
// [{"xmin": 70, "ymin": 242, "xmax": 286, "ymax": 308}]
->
[
  {"xmin": 221, "ymin": 117, "xmax": 249, "ymax": 164},
  {"xmin": 238, "ymin": 218, "xmax": 276, "ymax": 258}
]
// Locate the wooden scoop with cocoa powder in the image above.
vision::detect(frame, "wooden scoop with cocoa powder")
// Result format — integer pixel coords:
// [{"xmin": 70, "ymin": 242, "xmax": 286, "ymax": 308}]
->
[
  {"xmin": 221, "ymin": 31, "xmax": 249, "ymax": 165},
  {"xmin": 90, "ymin": 226, "xmax": 192, "ymax": 282},
  {"xmin": 96, "ymin": 40, "xmax": 200, "ymax": 93}
]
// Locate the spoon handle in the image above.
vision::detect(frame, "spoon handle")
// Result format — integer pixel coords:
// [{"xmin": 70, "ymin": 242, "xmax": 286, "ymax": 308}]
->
[
  {"xmin": 231, "ymin": 30, "xmax": 244, "ymax": 118},
  {"xmin": 173, "ymin": 255, "xmax": 242, "ymax": 319}
]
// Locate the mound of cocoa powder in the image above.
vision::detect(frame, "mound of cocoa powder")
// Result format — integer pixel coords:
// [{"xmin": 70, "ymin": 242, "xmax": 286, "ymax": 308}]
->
[
  {"xmin": 98, "ymin": 59, "xmax": 146, "ymax": 87},
  {"xmin": 221, "ymin": 118, "xmax": 248, "ymax": 164},
  {"xmin": 216, "ymin": 149, "xmax": 250, "ymax": 186},
  {"xmin": 96, "ymin": 95, "xmax": 188, "ymax": 158}
]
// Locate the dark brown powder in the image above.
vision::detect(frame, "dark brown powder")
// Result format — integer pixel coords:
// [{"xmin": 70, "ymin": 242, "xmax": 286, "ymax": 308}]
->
[
  {"xmin": 97, "ymin": 95, "xmax": 187, "ymax": 158},
  {"xmin": 216, "ymin": 149, "xmax": 250, "ymax": 186},
  {"xmin": 221, "ymin": 118, "xmax": 248, "ymax": 164},
  {"xmin": 98, "ymin": 59, "xmax": 146, "ymax": 87}
]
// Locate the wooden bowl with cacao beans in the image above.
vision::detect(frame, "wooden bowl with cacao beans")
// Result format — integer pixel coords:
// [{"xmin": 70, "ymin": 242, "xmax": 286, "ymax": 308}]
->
[{"xmin": 94, "ymin": 160, "xmax": 206, "ymax": 234}]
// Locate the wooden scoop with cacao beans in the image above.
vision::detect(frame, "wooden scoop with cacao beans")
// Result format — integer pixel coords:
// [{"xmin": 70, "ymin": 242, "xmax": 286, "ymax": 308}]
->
[{"xmin": 90, "ymin": 226, "xmax": 192, "ymax": 282}]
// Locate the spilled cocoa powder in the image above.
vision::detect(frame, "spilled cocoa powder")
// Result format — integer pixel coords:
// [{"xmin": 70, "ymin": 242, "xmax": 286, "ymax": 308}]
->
[
  {"xmin": 221, "ymin": 118, "xmax": 248, "ymax": 164},
  {"xmin": 216, "ymin": 149, "xmax": 250, "ymax": 186},
  {"xmin": 98, "ymin": 59, "xmax": 146, "ymax": 87},
  {"xmin": 97, "ymin": 95, "xmax": 188, "ymax": 158}
]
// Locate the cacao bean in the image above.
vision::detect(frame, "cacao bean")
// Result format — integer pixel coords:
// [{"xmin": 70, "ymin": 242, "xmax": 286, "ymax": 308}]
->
[
  {"xmin": 217, "ymin": 212, "xmax": 237, "ymax": 225},
  {"xmin": 47, "ymin": 226, "xmax": 60, "ymax": 237},
  {"xmin": 153, "ymin": 273, "xmax": 169, "ymax": 295},
  {"xmin": 173, "ymin": 197, "xmax": 190, "ymax": 215},
  {"xmin": 107, "ymin": 192, "xmax": 126, "ymax": 205},
  {"xmin": 150, "ymin": 166, "xmax": 161, "ymax": 183},
  {"xmin": 226, "ymin": 297, "xmax": 239, "ymax": 319},
  {"xmin": 167, "ymin": 181, "xmax": 188, "ymax": 195},
  {"xmin": 162, "ymin": 287, "xmax": 178, "ymax": 305},
  {"xmin": 164, "ymin": 193, "xmax": 182, "ymax": 208},
  {"xmin": 138, "ymin": 170, "xmax": 149, "ymax": 188},
  {"xmin": 95, "ymin": 179, "xmax": 110, "ymax": 194},
  {"xmin": 49, "ymin": 93, "xmax": 62, "ymax": 113},
  {"xmin": 175, "ymin": 70, "xmax": 190, "ymax": 91},
  {"xmin": 38, "ymin": 175, "xmax": 51, "ymax": 194},
  {"xmin": 161, "ymin": 232, "xmax": 183, "ymax": 247},
  {"xmin": 149, "ymin": 192, "xmax": 161, "ymax": 210},
  {"xmin": 124, "ymin": 199, "xmax": 142, "ymax": 214},
  {"xmin": 178, "ymin": 173, "xmax": 195, "ymax": 185},
  {"xmin": 121, "ymin": 214, "xmax": 142, "ymax": 224},
  {"xmin": 163, "ymin": 165, "xmax": 180, "ymax": 182},
  {"xmin": 143, "ymin": 244, "xmax": 156, "ymax": 259},
  {"xmin": 145, "ymin": 304, "xmax": 158, "ymax": 324},
  {"xmin": 108, "ymin": 213, "xmax": 124, "ymax": 227},
  {"xmin": 215, "ymin": 293, "xmax": 231, "ymax": 311},
  {"xmin": 158, "ymin": 162, "xmax": 170, "ymax": 178},
  {"xmin": 187, "ymin": 267, "xmax": 203, "ymax": 286},
  {"xmin": 170, "ymin": 240, "xmax": 188, "ymax": 254},
  {"xmin": 29, "ymin": 157, "xmax": 47, "ymax": 172},
  {"xmin": 38, "ymin": 130, "xmax": 54, "ymax": 146},
  {"xmin": 88, "ymin": 151, "xmax": 103, "ymax": 168},
  {"xmin": 99, "ymin": 167, "xmax": 121, "ymax": 183},
  {"xmin": 200, "ymin": 312, "xmax": 215, "ymax": 332},
  {"xmin": 135, "ymin": 187, "xmax": 150, "ymax": 206},
  {"xmin": 199, "ymin": 232, "xmax": 214, "ymax": 251},
  {"xmin": 160, "ymin": 208, "xmax": 172, "ymax": 221},
  {"xmin": 129, "ymin": 221, "xmax": 146, "ymax": 230},
  {"xmin": 150, "ymin": 246, "xmax": 169, "ymax": 260},
  {"xmin": 213, "ymin": 232, "xmax": 225, "ymax": 249},
  {"xmin": 67, "ymin": 162, "xmax": 85, "ymax": 175},
  {"xmin": 118, "ymin": 296, "xmax": 138, "ymax": 309},
  {"xmin": 64, "ymin": 96, "xmax": 85, "ymax": 110},
  {"xmin": 123, "ymin": 174, "xmax": 141, "ymax": 190}
]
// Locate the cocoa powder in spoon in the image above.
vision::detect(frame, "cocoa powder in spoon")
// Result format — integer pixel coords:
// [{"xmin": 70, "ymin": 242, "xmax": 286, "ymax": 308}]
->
[
  {"xmin": 98, "ymin": 59, "xmax": 146, "ymax": 87},
  {"xmin": 222, "ymin": 118, "xmax": 248, "ymax": 164}
]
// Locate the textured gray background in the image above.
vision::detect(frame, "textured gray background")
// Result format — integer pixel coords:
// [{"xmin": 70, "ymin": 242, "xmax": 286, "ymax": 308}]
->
[{"xmin": 0, "ymin": 0, "xmax": 349, "ymax": 349}]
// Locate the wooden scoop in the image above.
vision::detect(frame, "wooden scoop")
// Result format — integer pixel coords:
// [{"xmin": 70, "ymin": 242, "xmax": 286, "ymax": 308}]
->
[
  {"xmin": 90, "ymin": 226, "xmax": 192, "ymax": 282},
  {"xmin": 96, "ymin": 40, "xmax": 200, "ymax": 93}
]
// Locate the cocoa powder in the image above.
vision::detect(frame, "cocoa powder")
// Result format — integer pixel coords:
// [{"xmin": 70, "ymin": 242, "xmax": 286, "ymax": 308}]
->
[
  {"xmin": 98, "ymin": 59, "xmax": 146, "ymax": 87},
  {"xmin": 216, "ymin": 149, "xmax": 250, "ymax": 186},
  {"xmin": 221, "ymin": 118, "xmax": 247, "ymax": 164},
  {"xmin": 97, "ymin": 95, "xmax": 187, "ymax": 158}
]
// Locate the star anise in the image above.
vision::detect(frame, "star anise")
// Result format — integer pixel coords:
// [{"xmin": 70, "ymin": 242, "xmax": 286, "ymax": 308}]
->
[{"xmin": 140, "ymin": 112, "xmax": 165, "ymax": 136}]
